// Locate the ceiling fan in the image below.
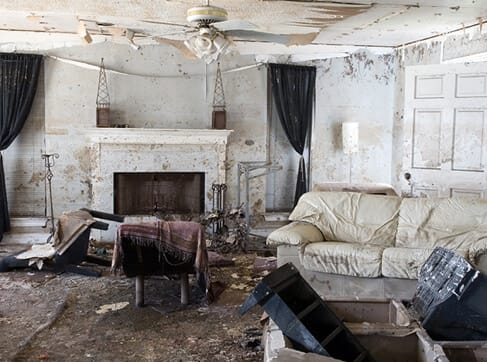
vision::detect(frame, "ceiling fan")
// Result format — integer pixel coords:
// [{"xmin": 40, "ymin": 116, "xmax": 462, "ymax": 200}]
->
[{"xmin": 154, "ymin": 1, "xmax": 318, "ymax": 63}]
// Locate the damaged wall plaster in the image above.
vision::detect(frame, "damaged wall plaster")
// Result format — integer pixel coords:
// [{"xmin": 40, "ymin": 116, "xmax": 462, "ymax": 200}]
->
[
  {"xmin": 4, "ymin": 25, "xmax": 486, "ymax": 224},
  {"xmin": 5, "ymin": 42, "xmax": 269, "ymax": 221},
  {"xmin": 312, "ymin": 50, "xmax": 396, "ymax": 187}
]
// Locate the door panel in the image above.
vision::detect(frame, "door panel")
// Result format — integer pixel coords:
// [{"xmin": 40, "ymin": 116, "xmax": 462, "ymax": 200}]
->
[
  {"xmin": 403, "ymin": 63, "xmax": 487, "ymax": 198},
  {"xmin": 452, "ymin": 109, "xmax": 485, "ymax": 171},
  {"xmin": 414, "ymin": 75, "xmax": 445, "ymax": 98},
  {"xmin": 412, "ymin": 109, "xmax": 443, "ymax": 169},
  {"xmin": 456, "ymin": 74, "xmax": 487, "ymax": 97},
  {"xmin": 451, "ymin": 188, "xmax": 484, "ymax": 198}
]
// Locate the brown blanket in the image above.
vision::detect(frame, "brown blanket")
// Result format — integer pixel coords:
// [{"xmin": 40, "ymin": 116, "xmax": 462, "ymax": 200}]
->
[{"xmin": 112, "ymin": 221, "xmax": 211, "ymax": 298}]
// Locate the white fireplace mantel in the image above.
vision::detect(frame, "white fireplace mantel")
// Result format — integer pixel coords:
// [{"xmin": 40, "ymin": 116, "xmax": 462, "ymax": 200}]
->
[
  {"xmin": 86, "ymin": 127, "xmax": 233, "ymax": 241},
  {"xmin": 84, "ymin": 128, "xmax": 233, "ymax": 145}
]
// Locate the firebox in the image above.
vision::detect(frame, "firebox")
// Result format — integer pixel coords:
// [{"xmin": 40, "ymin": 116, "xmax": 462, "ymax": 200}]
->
[{"xmin": 114, "ymin": 172, "xmax": 205, "ymax": 215}]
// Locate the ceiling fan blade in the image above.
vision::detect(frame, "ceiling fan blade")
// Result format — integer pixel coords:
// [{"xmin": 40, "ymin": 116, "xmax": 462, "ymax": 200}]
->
[
  {"xmin": 153, "ymin": 29, "xmax": 197, "ymax": 38},
  {"xmin": 284, "ymin": 32, "xmax": 318, "ymax": 46},
  {"xmin": 141, "ymin": 19, "xmax": 193, "ymax": 29},
  {"xmin": 212, "ymin": 19, "xmax": 260, "ymax": 32},
  {"xmin": 154, "ymin": 37, "xmax": 197, "ymax": 59},
  {"xmin": 225, "ymin": 30, "xmax": 318, "ymax": 46}
]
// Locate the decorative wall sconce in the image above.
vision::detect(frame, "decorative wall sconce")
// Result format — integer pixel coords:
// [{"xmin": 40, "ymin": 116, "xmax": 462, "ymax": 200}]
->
[
  {"xmin": 212, "ymin": 62, "xmax": 226, "ymax": 129},
  {"xmin": 342, "ymin": 122, "xmax": 359, "ymax": 183},
  {"xmin": 96, "ymin": 58, "xmax": 110, "ymax": 127}
]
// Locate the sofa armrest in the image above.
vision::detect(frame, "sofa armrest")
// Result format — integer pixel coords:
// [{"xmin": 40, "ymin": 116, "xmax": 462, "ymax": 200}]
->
[
  {"xmin": 469, "ymin": 239, "xmax": 487, "ymax": 274},
  {"xmin": 267, "ymin": 221, "xmax": 324, "ymax": 247}
]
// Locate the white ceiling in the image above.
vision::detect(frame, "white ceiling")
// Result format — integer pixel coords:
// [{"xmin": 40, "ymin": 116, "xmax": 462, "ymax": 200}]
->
[{"xmin": 1, "ymin": 0, "xmax": 487, "ymax": 58}]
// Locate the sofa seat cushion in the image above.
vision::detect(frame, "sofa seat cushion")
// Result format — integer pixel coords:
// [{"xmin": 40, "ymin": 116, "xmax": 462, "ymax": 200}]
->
[
  {"xmin": 396, "ymin": 197, "xmax": 487, "ymax": 250},
  {"xmin": 289, "ymin": 192, "xmax": 401, "ymax": 247},
  {"xmin": 267, "ymin": 221, "xmax": 324, "ymax": 246},
  {"xmin": 300, "ymin": 241, "xmax": 384, "ymax": 277},
  {"xmin": 381, "ymin": 247, "xmax": 469, "ymax": 279}
]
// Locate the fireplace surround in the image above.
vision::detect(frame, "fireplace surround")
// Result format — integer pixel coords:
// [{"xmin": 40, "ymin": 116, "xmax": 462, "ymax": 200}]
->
[{"xmin": 86, "ymin": 128, "xmax": 233, "ymax": 216}]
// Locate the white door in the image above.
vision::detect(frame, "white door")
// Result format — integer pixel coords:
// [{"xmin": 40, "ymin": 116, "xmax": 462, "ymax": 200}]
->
[{"xmin": 403, "ymin": 62, "xmax": 487, "ymax": 198}]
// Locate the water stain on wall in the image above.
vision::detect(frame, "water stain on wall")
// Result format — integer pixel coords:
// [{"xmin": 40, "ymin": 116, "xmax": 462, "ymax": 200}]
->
[{"xmin": 74, "ymin": 148, "xmax": 91, "ymax": 175}]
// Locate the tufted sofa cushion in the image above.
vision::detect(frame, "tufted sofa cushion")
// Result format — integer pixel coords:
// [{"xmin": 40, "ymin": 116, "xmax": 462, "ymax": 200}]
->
[
  {"xmin": 396, "ymin": 197, "xmax": 487, "ymax": 251},
  {"xmin": 301, "ymin": 241, "xmax": 384, "ymax": 277},
  {"xmin": 289, "ymin": 192, "xmax": 401, "ymax": 247},
  {"xmin": 381, "ymin": 247, "xmax": 469, "ymax": 279}
]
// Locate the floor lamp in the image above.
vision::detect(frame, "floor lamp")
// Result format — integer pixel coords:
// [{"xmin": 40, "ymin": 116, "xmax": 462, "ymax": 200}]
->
[{"xmin": 342, "ymin": 122, "xmax": 359, "ymax": 184}]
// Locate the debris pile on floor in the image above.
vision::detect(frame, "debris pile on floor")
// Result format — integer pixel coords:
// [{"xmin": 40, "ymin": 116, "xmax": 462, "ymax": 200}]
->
[{"xmin": 0, "ymin": 247, "xmax": 267, "ymax": 361}]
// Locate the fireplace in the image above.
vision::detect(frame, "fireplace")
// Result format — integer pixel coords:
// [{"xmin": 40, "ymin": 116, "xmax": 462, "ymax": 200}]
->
[
  {"xmin": 86, "ymin": 128, "xmax": 232, "ymax": 240},
  {"xmin": 114, "ymin": 172, "xmax": 205, "ymax": 215}
]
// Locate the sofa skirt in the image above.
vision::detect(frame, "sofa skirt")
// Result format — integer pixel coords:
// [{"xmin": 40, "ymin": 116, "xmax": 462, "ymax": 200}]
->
[{"xmin": 277, "ymin": 245, "xmax": 418, "ymax": 300}]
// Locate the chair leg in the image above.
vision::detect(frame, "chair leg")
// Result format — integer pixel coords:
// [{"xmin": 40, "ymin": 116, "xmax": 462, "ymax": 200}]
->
[
  {"xmin": 180, "ymin": 273, "xmax": 189, "ymax": 305},
  {"xmin": 135, "ymin": 245, "xmax": 145, "ymax": 307},
  {"xmin": 135, "ymin": 274, "xmax": 145, "ymax": 307}
]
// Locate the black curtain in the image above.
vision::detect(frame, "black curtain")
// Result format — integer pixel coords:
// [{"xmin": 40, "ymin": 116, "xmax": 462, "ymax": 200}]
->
[
  {"xmin": 0, "ymin": 53, "xmax": 42, "ymax": 241},
  {"xmin": 269, "ymin": 63, "xmax": 316, "ymax": 206}
]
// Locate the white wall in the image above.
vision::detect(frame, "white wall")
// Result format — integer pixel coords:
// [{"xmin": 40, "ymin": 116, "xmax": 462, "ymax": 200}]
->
[
  {"xmin": 40, "ymin": 42, "xmax": 268, "ymax": 216},
  {"xmin": 6, "ymin": 28, "xmax": 485, "ymax": 223},
  {"xmin": 311, "ymin": 50, "xmax": 396, "ymax": 187}
]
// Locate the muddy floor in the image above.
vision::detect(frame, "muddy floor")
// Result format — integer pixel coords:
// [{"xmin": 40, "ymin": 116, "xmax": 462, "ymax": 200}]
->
[{"xmin": 0, "ymin": 246, "xmax": 270, "ymax": 362}]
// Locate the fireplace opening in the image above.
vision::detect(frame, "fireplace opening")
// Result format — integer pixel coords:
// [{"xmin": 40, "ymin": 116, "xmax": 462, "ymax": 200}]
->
[{"xmin": 114, "ymin": 172, "xmax": 205, "ymax": 215}]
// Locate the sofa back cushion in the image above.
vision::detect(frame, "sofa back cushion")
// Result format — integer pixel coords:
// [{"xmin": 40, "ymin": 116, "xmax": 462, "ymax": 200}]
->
[
  {"xmin": 396, "ymin": 197, "xmax": 487, "ymax": 249},
  {"xmin": 289, "ymin": 191, "xmax": 401, "ymax": 247}
]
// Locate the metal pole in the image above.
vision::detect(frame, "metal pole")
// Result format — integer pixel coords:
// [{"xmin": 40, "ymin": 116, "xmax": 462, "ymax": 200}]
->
[
  {"xmin": 41, "ymin": 153, "xmax": 59, "ymax": 240},
  {"xmin": 245, "ymin": 167, "xmax": 250, "ymax": 226},
  {"xmin": 348, "ymin": 153, "xmax": 352, "ymax": 184},
  {"xmin": 237, "ymin": 163, "xmax": 241, "ymax": 206},
  {"xmin": 212, "ymin": 183, "xmax": 216, "ymax": 235}
]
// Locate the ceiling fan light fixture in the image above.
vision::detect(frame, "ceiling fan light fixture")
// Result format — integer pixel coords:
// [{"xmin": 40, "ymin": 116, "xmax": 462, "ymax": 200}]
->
[
  {"xmin": 184, "ymin": 28, "xmax": 230, "ymax": 64},
  {"xmin": 194, "ymin": 35, "xmax": 213, "ymax": 51},
  {"xmin": 213, "ymin": 33, "xmax": 230, "ymax": 53}
]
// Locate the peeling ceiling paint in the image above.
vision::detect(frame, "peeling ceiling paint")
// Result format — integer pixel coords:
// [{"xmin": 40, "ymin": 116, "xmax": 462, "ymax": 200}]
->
[{"xmin": 0, "ymin": 1, "xmax": 486, "ymax": 57}]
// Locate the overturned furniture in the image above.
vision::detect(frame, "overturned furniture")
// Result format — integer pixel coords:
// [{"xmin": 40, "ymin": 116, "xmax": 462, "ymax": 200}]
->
[
  {"xmin": 262, "ymin": 297, "xmax": 450, "ymax": 362},
  {"xmin": 412, "ymin": 247, "xmax": 487, "ymax": 341},
  {"xmin": 0, "ymin": 209, "xmax": 123, "ymax": 276},
  {"xmin": 111, "ymin": 220, "xmax": 210, "ymax": 307},
  {"xmin": 240, "ymin": 263, "xmax": 375, "ymax": 361}
]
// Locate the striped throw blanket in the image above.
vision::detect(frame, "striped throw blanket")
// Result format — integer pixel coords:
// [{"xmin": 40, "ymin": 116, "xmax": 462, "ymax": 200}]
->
[{"xmin": 112, "ymin": 221, "xmax": 211, "ymax": 299}]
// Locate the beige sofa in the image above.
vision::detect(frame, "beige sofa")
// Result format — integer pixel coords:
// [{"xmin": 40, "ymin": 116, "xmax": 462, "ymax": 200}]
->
[{"xmin": 267, "ymin": 191, "xmax": 487, "ymax": 300}]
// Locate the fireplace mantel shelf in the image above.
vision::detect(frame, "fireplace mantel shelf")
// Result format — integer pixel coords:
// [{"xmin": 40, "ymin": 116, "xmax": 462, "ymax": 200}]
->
[
  {"xmin": 84, "ymin": 128, "xmax": 233, "ymax": 145},
  {"xmin": 88, "ymin": 127, "xmax": 231, "ymax": 239}
]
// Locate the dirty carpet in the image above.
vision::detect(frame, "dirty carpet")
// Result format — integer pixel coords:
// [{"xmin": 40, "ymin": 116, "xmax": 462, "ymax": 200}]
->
[{"xmin": 0, "ymin": 252, "xmax": 265, "ymax": 362}]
